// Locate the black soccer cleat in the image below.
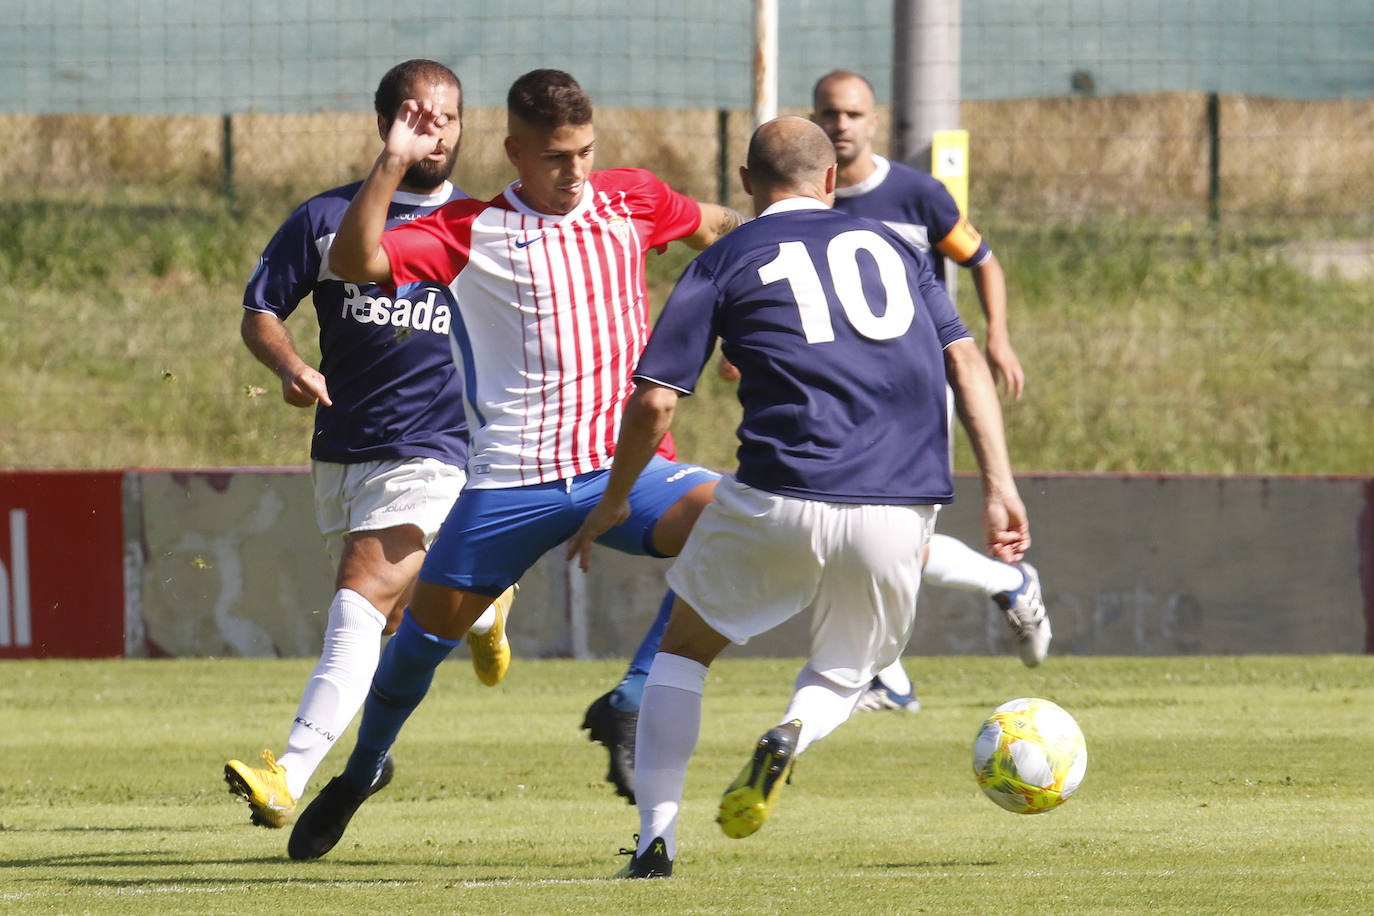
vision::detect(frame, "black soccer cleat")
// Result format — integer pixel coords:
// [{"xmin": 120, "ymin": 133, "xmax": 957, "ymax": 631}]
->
[
  {"xmin": 581, "ymin": 690, "xmax": 637, "ymax": 804},
  {"xmin": 614, "ymin": 834, "xmax": 673, "ymax": 879},
  {"xmin": 287, "ymin": 759, "xmax": 388, "ymax": 862}
]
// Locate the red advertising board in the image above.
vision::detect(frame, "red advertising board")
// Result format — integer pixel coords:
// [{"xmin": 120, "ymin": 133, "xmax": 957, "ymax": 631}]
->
[{"xmin": 0, "ymin": 471, "xmax": 127, "ymax": 658}]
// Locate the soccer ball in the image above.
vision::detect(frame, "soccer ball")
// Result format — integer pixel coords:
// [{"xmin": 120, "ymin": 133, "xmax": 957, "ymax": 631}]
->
[{"xmin": 972, "ymin": 697, "xmax": 1087, "ymax": 814}]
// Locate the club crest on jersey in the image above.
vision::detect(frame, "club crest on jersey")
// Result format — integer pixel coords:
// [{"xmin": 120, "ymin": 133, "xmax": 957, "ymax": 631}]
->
[
  {"xmin": 341, "ymin": 284, "xmax": 450, "ymax": 335},
  {"xmin": 607, "ymin": 215, "xmax": 631, "ymax": 246}
]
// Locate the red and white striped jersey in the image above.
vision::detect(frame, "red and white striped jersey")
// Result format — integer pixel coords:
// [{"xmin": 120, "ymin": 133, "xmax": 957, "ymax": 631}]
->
[{"xmin": 381, "ymin": 168, "xmax": 702, "ymax": 488}]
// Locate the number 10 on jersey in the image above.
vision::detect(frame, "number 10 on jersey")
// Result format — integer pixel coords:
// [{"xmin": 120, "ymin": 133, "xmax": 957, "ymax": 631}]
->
[{"xmin": 757, "ymin": 230, "xmax": 916, "ymax": 344}]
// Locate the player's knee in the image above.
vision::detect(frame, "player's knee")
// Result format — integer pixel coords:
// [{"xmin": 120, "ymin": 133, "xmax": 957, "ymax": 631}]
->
[{"xmin": 659, "ymin": 602, "xmax": 728, "ymax": 666}]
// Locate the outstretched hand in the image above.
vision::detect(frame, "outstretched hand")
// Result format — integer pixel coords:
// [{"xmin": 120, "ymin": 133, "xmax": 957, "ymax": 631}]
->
[
  {"xmin": 385, "ymin": 98, "xmax": 448, "ymax": 168},
  {"xmin": 566, "ymin": 497, "xmax": 632, "ymax": 572}
]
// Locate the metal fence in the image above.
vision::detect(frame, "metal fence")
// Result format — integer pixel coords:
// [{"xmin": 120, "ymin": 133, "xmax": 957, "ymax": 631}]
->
[
  {"xmin": 1, "ymin": 0, "xmax": 1371, "ymax": 223},
  {"xmin": 1, "ymin": 2, "xmax": 1370, "ymax": 474}
]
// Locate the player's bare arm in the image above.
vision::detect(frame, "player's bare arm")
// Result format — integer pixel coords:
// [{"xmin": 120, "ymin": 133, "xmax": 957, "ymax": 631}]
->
[
  {"xmin": 241, "ymin": 310, "xmax": 332, "ymax": 408},
  {"xmin": 567, "ymin": 381, "xmax": 681, "ymax": 571},
  {"xmin": 944, "ymin": 337, "xmax": 1029, "ymax": 562},
  {"xmin": 682, "ymin": 202, "xmax": 747, "ymax": 250},
  {"xmin": 331, "ymin": 99, "xmax": 449, "ymax": 284},
  {"xmin": 968, "ymin": 253, "xmax": 1026, "ymax": 400}
]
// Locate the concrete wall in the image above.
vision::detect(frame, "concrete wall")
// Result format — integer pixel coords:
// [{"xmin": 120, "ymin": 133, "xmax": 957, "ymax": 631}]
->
[
  {"xmin": 121, "ymin": 470, "xmax": 1373, "ymax": 660},
  {"xmin": 130, "ymin": 471, "xmax": 334, "ymax": 658},
  {"xmin": 926, "ymin": 475, "xmax": 1372, "ymax": 657}
]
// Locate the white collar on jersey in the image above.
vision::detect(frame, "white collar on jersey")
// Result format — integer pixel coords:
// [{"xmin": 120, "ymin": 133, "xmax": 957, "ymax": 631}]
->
[
  {"xmin": 758, "ymin": 196, "xmax": 831, "ymax": 218},
  {"xmin": 502, "ymin": 180, "xmax": 593, "ymax": 222},
  {"xmin": 393, "ymin": 180, "xmax": 460, "ymax": 207},
  {"xmin": 834, "ymin": 154, "xmax": 890, "ymax": 199}
]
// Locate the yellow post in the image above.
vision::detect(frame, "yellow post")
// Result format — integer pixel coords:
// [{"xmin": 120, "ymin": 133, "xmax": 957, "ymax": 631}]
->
[
  {"xmin": 930, "ymin": 128, "xmax": 969, "ymax": 214},
  {"xmin": 930, "ymin": 128, "xmax": 970, "ymax": 301}
]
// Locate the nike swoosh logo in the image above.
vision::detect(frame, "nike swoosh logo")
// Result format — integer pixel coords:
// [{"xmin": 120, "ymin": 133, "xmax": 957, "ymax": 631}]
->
[{"xmin": 514, "ymin": 233, "xmax": 547, "ymax": 249}]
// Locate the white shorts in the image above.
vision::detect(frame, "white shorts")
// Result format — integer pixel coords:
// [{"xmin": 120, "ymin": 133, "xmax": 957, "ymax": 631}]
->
[
  {"xmin": 312, "ymin": 457, "xmax": 466, "ymax": 564},
  {"xmin": 666, "ymin": 475, "xmax": 937, "ymax": 689}
]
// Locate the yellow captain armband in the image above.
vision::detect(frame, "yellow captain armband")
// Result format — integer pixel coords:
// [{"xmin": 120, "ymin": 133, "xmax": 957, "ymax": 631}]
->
[{"xmin": 936, "ymin": 216, "xmax": 985, "ymax": 264}]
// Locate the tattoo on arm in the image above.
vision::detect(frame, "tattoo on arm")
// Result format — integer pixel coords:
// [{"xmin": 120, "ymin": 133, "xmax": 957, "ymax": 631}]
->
[
  {"xmin": 685, "ymin": 205, "xmax": 748, "ymax": 250},
  {"xmin": 715, "ymin": 207, "xmax": 747, "ymax": 237}
]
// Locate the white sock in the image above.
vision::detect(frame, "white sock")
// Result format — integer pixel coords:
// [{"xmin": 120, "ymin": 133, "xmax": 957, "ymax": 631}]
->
[
  {"xmin": 466, "ymin": 603, "xmax": 498, "ymax": 635},
  {"xmin": 635, "ymin": 652, "xmax": 708, "ymax": 859},
  {"xmin": 874, "ymin": 659, "xmax": 913, "ymax": 695},
  {"xmin": 923, "ymin": 533, "xmax": 1023, "ymax": 595},
  {"xmin": 783, "ymin": 665, "xmax": 868, "ymax": 755},
  {"xmin": 276, "ymin": 588, "xmax": 387, "ymax": 799}
]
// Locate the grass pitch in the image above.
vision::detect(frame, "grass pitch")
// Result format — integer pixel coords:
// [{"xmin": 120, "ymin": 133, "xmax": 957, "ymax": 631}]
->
[
  {"xmin": 1, "ymin": 655, "xmax": 1370, "ymax": 915},
  {"xmin": 2, "ymin": 193, "xmax": 1370, "ymax": 476}
]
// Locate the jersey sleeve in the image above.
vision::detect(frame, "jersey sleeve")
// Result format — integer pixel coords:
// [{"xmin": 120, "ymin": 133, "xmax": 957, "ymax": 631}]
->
[
  {"xmin": 635, "ymin": 170, "xmax": 704, "ymax": 253},
  {"xmin": 633, "ymin": 256, "xmax": 722, "ymax": 394},
  {"xmin": 925, "ymin": 181, "xmax": 992, "ymax": 267},
  {"xmin": 242, "ymin": 203, "xmax": 321, "ymax": 318},
  {"xmin": 909, "ymin": 241, "xmax": 972, "ymax": 348},
  {"xmin": 380, "ymin": 199, "xmax": 480, "ymax": 288}
]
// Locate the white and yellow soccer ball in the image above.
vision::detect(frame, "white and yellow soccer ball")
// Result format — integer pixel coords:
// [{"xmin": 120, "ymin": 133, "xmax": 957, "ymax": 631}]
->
[{"xmin": 973, "ymin": 697, "xmax": 1087, "ymax": 814}]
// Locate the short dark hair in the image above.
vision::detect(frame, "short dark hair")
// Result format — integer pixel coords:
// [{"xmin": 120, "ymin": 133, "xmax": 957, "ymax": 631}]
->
[
  {"xmin": 811, "ymin": 69, "xmax": 875, "ymax": 105},
  {"xmin": 374, "ymin": 59, "xmax": 462, "ymax": 126},
  {"xmin": 507, "ymin": 69, "xmax": 593, "ymax": 131}
]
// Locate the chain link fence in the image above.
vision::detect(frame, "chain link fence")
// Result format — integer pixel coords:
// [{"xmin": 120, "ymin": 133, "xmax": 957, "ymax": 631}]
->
[
  {"xmin": 1, "ymin": 1, "xmax": 1370, "ymax": 226},
  {"xmin": 1, "ymin": 2, "xmax": 1370, "ymax": 471}
]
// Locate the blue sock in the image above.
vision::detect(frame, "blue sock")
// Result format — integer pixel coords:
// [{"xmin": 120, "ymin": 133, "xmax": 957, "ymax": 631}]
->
[
  {"xmin": 342, "ymin": 610, "xmax": 459, "ymax": 792},
  {"xmin": 610, "ymin": 589, "xmax": 674, "ymax": 712},
  {"xmin": 610, "ymin": 673, "xmax": 647, "ymax": 712}
]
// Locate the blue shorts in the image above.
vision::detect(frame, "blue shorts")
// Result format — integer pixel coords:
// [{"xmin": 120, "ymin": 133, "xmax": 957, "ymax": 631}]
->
[{"xmin": 419, "ymin": 456, "xmax": 720, "ymax": 596}]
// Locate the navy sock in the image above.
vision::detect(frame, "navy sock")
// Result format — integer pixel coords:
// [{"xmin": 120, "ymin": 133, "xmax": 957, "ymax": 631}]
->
[
  {"xmin": 342, "ymin": 610, "xmax": 459, "ymax": 791},
  {"xmin": 611, "ymin": 589, "xmax": 674, "ymax": 712}
]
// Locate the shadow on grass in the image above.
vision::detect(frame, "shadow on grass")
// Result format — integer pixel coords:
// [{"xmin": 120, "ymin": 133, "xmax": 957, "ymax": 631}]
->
[
  {"xmin": 2, "ymin": 850, "xmax": 429, "ymax": 884},
  {"xmin": 44, "ymin": 825, "xmax": 214, "ymax": 833},
  {"xmin": 2, "ymin": 852, "xmax": 299, "ymax": 869},
  {"xmin": 860, "ymin": 859, "xmax": 1001, "ymax": 869},
  {"xmin": 67, "ymin": 876, "xmax": 420, "ymax": 888}
]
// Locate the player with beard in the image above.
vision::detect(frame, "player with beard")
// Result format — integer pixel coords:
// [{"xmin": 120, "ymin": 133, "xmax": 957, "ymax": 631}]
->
[{"xmin": 225, "ymin": 59, "xmax": 515, "ymax": 830}]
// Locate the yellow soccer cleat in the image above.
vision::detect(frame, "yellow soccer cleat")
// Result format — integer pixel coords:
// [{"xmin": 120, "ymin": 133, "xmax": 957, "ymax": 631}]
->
[
  {"xmin": 224, "ymin": 749, "xmax": 296, "ymax": 829},
  {"xmin": 717, "ymin": 719, "xmax": 801, "ymax": 839},
  {"xmin": 467, "ymin": 584, "xmax": 517, "ymax": 686}
]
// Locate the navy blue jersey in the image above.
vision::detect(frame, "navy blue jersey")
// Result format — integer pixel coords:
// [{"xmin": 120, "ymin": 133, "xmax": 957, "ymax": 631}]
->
[
  {"xmin": 833, "ymin": 155, "xmax": 992, "ymax": 291},
  {"xmin": 635, "ymin": 198, "xmax": 970, "ymax": 505},
  {"xmin": 243, "ymin": 181, "xmax": 469, "ymax": 465}
]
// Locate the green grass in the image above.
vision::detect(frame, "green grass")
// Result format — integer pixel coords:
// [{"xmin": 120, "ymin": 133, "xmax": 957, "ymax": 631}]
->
[
  {"xmin": 1, "ymin": 656, "xmax": 1371, "ymax": 914},
  {"xmin": 1, "ymin": 191, "xmax": 1370, "ymax": 474},
  {"xmin": 993, "ymin": 221, "xmax": 1374, "ymax": 474}
]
